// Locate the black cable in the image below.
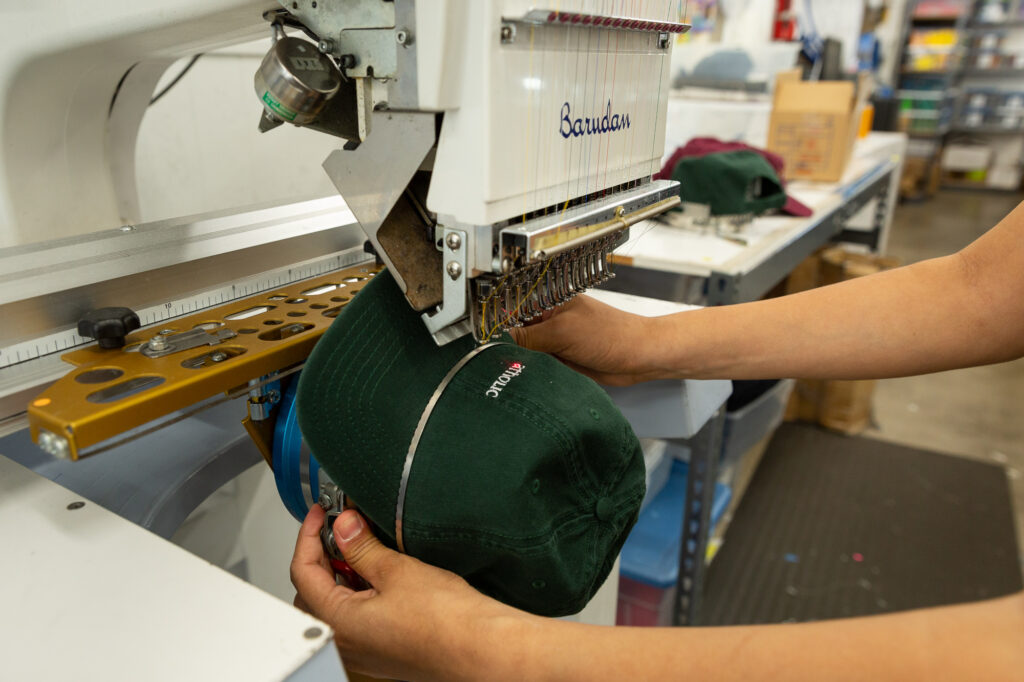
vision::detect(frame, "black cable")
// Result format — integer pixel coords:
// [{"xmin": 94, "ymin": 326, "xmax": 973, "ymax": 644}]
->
[
  {"xmin": 149, "ymin": 54, "xmax": 203, "ymax": 106},
  {"xmin": 108, "ymin": 63, "xmax": 138, "ymax": 116}
]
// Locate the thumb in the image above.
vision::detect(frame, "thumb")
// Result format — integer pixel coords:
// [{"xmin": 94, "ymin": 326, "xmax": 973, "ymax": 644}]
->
[
  {"xmin": 508, "ymin": 325, "xmax": 529, "ymax": 347},
  {"xmin": 333, "ymin": 509, "xmax": 404, "ymax": 589}
]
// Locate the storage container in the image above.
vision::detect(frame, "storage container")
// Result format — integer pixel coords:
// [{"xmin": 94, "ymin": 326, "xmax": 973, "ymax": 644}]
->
[
  {"xmin": 721, "ymin": 379, "xmax": 794, "ymax": 471},
  {"xmin": 639, "ymin": 438, "xmax": 672, "ymax": 511},
  {"xmin": 617, "ymin": 461, "xmax": 732, "ymax": 626}
]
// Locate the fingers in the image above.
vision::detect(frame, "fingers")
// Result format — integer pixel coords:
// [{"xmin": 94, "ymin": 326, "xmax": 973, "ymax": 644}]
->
[
  {"xmin": 334, "ymin": 509, "xmax": 405, "ymax": 590},
  {"xmin": 510, "ymin": 304, "xmax": 569, "ymax": 351},
  {"xmin": 290, "ymin": 506, "xmax": 349, "ymax": 614}
]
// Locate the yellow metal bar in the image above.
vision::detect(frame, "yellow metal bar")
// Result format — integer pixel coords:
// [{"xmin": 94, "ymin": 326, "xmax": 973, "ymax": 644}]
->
[{"xmin": 28, "ymin": 263, "xmax": 382, "ymax": 460}]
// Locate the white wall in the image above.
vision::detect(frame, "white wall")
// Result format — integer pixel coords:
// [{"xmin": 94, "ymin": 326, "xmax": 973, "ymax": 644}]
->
[{"xmin": 719, "ymin": 0, "xmax": 775, "ymax": 44}]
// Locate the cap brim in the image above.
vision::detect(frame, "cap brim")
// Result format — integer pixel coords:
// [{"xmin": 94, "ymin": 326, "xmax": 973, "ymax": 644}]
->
[{"xmin": 782, "ymin": 195, "xmax": 813, "ymax": 217}]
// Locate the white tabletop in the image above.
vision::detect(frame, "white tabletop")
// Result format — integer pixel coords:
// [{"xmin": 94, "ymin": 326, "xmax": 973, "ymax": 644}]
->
[
  {"xmin": 0, "ymin": 456, "xmax": 345, "ymax": 682},
  {"xmin": 614, "ymin": 132, "xmax": 907, "ymax": 278}
]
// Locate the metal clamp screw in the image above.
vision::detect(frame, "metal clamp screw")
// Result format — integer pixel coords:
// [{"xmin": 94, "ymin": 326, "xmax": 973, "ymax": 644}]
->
[
  {"xmin": 500, "ymin": 24, "xmax": 516, "ymax": 44},
  {"xmin": 149, "ymin": 335, "xmax": 168, "ymax": 351},
  {"xmin": 38, "ymin": 430, "xmax": 70, "ymax": 460},
  {"xmin": 210, "ymin": 351, "xmax": 227, "ymax": 362},
  {"xmin": 319, "ymin": 481, "xmax": 342, "ymax": 510},
  {"xmin": 445, "ymin": 233, "xmax": 462, "ymax": 251},
  {"xmin": 317, "ymin": 38, "xmax": 335, "ymax": 53},
  {"xmin": 446, "ymin": 262, "xmax": 463, "ymax": 280}
]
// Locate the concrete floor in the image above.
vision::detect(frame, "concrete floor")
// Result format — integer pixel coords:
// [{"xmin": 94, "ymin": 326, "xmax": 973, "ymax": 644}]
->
[{"xmin": 863, "ymin": 190, "xmax": 1024, "ymax": 567}]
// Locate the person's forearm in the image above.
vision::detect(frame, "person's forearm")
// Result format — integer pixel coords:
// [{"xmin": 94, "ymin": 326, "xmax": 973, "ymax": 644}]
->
[
  {"xmin": 654, "ymin": 252, "xmax": 1024, "ymax": 381},
  {"xmin": 499, "ymin": 592, "xmax": 1024, "ymax": 682},
  {"xmin": 651, "ymin": 204, "xmax": 1024, "ymax": 381}
]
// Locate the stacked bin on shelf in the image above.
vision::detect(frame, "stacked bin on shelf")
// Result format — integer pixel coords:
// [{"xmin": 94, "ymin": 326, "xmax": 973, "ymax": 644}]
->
[
  {"xmin": 957, "ymin": 88, "xmax": 1024, "ymax": 130},
  {"xmin": 897, "ymin": 88, "xmax": 955, "ymax": 135},
  {"xmin": 964, "ymin": 27, "xmax": 1010, "ymax": 69},
  {"xmin": 617, "ymin": 460, "xmax": 732, "ymax": 626}
]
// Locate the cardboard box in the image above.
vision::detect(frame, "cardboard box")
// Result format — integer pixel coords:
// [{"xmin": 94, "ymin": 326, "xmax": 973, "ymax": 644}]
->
[
  {"xmin": 767, "ymin": 70, "xmax": 867, "ymax": 183},
  {"xmin": 899, "ymin": 155, "xmax": 942, "ymax": 200}
]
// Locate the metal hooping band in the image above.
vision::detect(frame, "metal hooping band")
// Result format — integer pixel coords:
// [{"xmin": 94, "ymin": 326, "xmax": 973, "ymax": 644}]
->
[{"xmin": 395, "ymin": 342, "xmax": 508, "ymax": 553}]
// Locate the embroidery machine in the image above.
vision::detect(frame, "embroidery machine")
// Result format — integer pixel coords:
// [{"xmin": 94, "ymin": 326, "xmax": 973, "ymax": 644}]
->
[
  {"xmin": 12, "ymin": 0, "xmax": 689, "ymax": 462},
  {"xmin": 0, "ymin": 2, "xmax": 733, "ymax": 678}
]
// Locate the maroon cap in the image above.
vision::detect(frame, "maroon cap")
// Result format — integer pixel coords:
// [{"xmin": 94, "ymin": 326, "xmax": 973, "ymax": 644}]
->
[{"xmin": 783, "ymin": 195, "xmax": 813, "ymax": 217}]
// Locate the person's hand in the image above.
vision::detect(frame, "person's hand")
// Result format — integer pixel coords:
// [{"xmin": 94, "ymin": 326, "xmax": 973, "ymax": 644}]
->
[
  {"xmin": 290, "ymin": 505, "xmax": 532, "ymax": 682},
  {"xmin": 510, "ymin": 294, "xmax": 667, "ymax": 386}
]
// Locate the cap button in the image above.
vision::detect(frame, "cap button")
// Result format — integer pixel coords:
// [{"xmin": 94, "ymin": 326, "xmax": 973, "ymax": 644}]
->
[{"xmin": 595, "ymin": 496, "xmax": 615, "ymax": 522}]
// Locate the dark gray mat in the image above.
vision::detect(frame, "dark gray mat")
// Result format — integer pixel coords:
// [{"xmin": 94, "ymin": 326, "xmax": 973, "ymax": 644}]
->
[{"xmin": 701, "ymin": 423, "xmax": 1022, "ymax": 625}]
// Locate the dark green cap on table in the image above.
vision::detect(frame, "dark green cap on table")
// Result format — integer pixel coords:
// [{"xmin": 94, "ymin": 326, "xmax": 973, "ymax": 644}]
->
[
  {"xmin": 296, "ymin": 270, "xmax": 645, "ymax": 617},
  {"xmin": 672, "ymin": 149, "xmax": 788, "ymax": 216}
]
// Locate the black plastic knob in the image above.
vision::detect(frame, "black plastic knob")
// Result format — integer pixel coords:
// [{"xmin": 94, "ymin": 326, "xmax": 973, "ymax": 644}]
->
[{"xmin": 78, "ymin": 307, "xmax": 140, "ymax": 349}]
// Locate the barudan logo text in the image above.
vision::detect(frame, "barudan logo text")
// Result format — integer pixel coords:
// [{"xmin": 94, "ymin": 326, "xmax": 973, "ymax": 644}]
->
[{"xmin": 560, "ymin": 101, "xmax": 631, "ymax": 139}]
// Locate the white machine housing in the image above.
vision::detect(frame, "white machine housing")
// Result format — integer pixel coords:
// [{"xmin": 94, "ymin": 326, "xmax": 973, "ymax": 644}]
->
[{"xmin": 258, "ymin": 0, "xmax": 686, "ymax": 342}]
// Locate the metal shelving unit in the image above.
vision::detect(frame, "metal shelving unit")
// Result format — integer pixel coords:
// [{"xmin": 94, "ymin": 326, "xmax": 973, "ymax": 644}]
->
[
  {"xmin": 892, "ymin": 1, "xmax": 971, "ymax": 199},
  {"xmin": 668, "ymin": 160, "xmax": 896, "ymax": 626},
  {"xmin": 894, "ymin": 1, "xmax": 1024, "ymax": 195},
  {"xmin": 961, "ymin": 66, "xmax": 1024, "ymax": 76},
  {"xmin": 944, "ymin": 1, "xmax": 1024, "ymax": 190}
]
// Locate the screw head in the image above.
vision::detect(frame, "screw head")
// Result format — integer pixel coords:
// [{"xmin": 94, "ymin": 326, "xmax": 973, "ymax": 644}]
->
[
  {"xmin": 395, "ymin": 29, "xmax": 410, "ymax": 45},
  {"xmin": 446, "ymin": 261, "xmax": 463, "ymax": 280},
  {"xmin": 500, "ymin": 24, "xmax": 516, "ymax": 43},
  {"xmin": 39, "ymin": 431, "xmax": 70, "ymax": 459},
  {"xmin": 317, "ymin": 38, "xmax": 334, "ymax": 53},
  {"xmin": 210, "ymin": 352, "xmax": 227, "ymax": 362},
  {"xmin": 149, "ymin": 335, "xmax": 168, "ymax": 350},
  {"xmin": 445, "ymin": 233, "xmax": 462, "ymax": 251},
  {"xmin": 119, "ymin": 225, "xmax": 135, "ymax": 232}
]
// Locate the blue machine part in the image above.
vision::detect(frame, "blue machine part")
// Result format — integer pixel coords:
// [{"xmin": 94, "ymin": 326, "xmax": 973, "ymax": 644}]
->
[{"xmin": 272, "ymin": 373, "xmax": 330, "ymax": 522}]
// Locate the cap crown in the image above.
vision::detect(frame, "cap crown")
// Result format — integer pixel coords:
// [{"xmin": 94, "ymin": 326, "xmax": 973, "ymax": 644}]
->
[{"xmin": 297, "ymin": 270, "xmax": 645, "ymax": 615}]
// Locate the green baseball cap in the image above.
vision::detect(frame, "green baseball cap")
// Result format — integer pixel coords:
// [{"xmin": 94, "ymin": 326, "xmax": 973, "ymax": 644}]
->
[
  {"xmin": 672, "ymin": 149, "xmax": 788, "ymax": 216},
  {"xmin": 296, "ymin": 270, "xmax": 645, "ymax": 617}
]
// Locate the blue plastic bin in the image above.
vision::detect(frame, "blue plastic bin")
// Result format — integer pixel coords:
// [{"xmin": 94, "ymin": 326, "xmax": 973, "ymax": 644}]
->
[{"xmin": 617, "ymin": 460, "xmax": 731, "ymax": 625}]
